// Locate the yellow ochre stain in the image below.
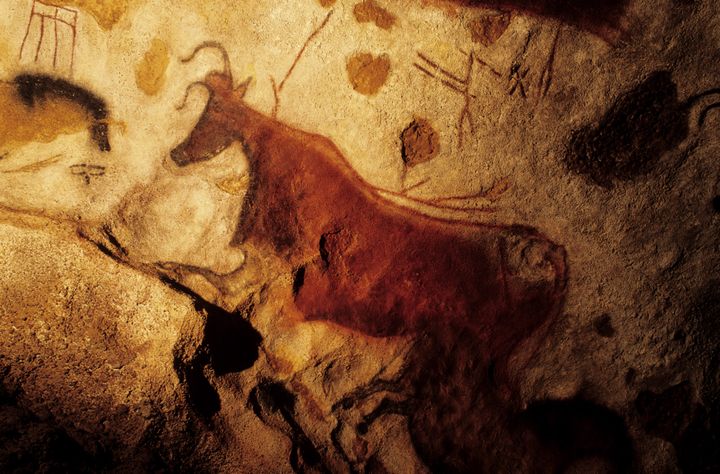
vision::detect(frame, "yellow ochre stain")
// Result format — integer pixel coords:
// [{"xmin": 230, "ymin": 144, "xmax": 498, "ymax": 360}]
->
[
  {"xmin": 216, "ymin": 175, "xmax": 250, "ymax": 196},
  {"xmin": 135, "ymin": 38, "xmax": 170, "ymax": 96}
]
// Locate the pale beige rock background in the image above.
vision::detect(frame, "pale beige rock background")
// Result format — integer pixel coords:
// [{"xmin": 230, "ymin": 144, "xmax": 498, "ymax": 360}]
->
[{"xmin": 0, "ymin": 0, "xmax": 719, "ymax": 472}]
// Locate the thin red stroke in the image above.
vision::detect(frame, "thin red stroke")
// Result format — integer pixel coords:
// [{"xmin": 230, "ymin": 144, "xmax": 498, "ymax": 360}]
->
[{"xmin": 19, "ymin": 0, "xmax": 78, "ymax": 72}]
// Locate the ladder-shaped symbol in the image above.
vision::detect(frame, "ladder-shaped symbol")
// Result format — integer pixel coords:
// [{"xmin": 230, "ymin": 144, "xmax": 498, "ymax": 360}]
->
[{"xmin": 19, "ymin": 0, "xmax": 78, "ymax": 72}]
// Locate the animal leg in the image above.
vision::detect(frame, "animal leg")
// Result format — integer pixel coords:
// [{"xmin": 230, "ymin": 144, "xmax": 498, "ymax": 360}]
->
[{"xmin": 156, "ymin": 246, "xmax": 270, "ymax": 310}]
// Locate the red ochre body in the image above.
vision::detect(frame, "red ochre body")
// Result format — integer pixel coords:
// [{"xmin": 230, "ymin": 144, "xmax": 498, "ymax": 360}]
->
[{"xmin": 172, "ymin": 74, "xmax": 567, "ymax": 363}]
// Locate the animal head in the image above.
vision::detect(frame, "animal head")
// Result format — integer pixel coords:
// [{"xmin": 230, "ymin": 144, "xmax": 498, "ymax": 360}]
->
[{"xmin": 0, "ymin": 20, "xmax": 243, "ymax": 227}]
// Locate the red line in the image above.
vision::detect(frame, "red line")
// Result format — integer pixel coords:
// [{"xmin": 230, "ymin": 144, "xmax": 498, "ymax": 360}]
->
[
  {"xmin": 403, "ymin": 178, "xmax": 430, "ymax": 193},
  {"xmin": 475, "ymin": 57, "xmax": 502, "ymax": 78},
  {"xmin": 70, "ymin": 23, "xmax": 76, "ymax": 73},
  {"xmin": 270, "ymin": 76, "xmax": 279, "ymax": 118},
  {"xmin": 35, "ymin": 16, "xmax": 45, "ymax": 62},
  {"xmin": 439, "ymin": 78, "xmax": 467, "ymax": 96},
  {"xmin": 278, "ymin": 10, "xmax": 333, "ymax": 93},
  {"xmin": 35, "ymin": 0, "xmax": 77, "ymax": 15},
  {"xmin": 19, "ymin": 0, "xmax": 41, "ymax": 61},
  {"xmin": 413, "ymin": 63, "xmax": 436, "ymax": 78},
  {"xmin": 416, "ymin": 52, "xmax": 440, "ymax": 71},
  {"xmin": 539, "ymin": 26, "xmax": 561, "ymax": 97},
  {"xmin": 35, "ymin": 14, "xmax": 75, "ymax": 28},
  {"xmin": 417, "ymin": 52, "xmax": 467, "ymax": 85},
  {"xmin": 52, "ymin": 8, "xmax": 58, "ymax": 68},
  {"xmin": 19, "ymin": 17, "xmax": 33, "ymax": 60},
  {"xmin": 414, "ymin": 63, "xmax": 468, "ymax": 96}
]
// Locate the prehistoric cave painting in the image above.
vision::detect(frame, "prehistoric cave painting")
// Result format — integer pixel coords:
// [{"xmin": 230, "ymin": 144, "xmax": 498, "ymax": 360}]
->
[
  {"xmin": 346, "ymin": 52, "xmax": 391, "ymax": 96},
  {"xmin": 400, "ymin": 117, "xmax": 440, "ymax": 168},
  {"xmin": 69, "ymin": 163, "xmax": 105, "ymax": 184},
  {"xmin": 413, "ymin": 24, "xmax": 561, "ymax": 152},
  {"xmin": 353, "ymin": 0, "xmax": 397, "ymax": 30},
  {"xmin": 468, "ymin": 10, "xmax": 512, "ymax": 46},
  {"xmin": 505, "ymin": 26, "xmax": 561, "ymax": 101},
  {"xmin": 507, "ymin": 62, "xmax": 529, "ymax": 98},
  {"xmin": 19, "ymin": 0, "xmax": 78, "ymax": 72},
  {"xmin": 167, "ymin": 42, "xmax": 570, "ymax": 471},
  {"xmin": 565, "ymin": 71, "xmax": 720, "ymax": 188},
  {"xmin": 413, "ymin": 50, "xmax": 477, "ymax": 146},
  {"xmin": 270, "ymin": 11, "xmax": 333, "ymax": 118},
  {"xmin": 249, "ymin": 380, "xmax": 326, "ymax": 472},
  {"xmin": 0, "ymin": 74, "xmax": 111, "ymax": 153},
  {"xmin": 536, "ymin": 25, "xmax": 560, "ymax": 98},
  {"xmin": 41, "ymin": 0, "xmax": 135, "ymax": 30},
  {"xmin": 331, "ymin": 323, "xmax": 635, "ymax": 472},
  {"xmin": 425, "ymin": 0, "xmax": 628, "ymax": 42},
  {"xmin": 135, "ymin": 38, "xmax": 170, "ymax": 96}
]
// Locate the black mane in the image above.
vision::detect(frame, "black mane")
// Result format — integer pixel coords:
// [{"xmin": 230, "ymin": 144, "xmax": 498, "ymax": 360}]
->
[{"xmin": 13, "ymin": 73, "xmax": 111, "ymax": 152}]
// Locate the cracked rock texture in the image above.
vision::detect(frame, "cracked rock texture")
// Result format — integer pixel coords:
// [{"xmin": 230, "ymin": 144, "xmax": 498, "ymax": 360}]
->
[{"xmin": 0, "ymin": 0, "xmax": 719, "ymax": 472}]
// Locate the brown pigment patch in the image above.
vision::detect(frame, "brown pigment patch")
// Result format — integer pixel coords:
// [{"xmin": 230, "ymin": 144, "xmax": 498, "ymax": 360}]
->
[
  {"xmin": 135, "ymin": 38, "xmax": 170, "ymax": 96},
  {"xmin": 468, "ymin": 11, "xmax": 511, "ymax": 46},
  {"xmin": 353, "ymin": 0, "xmax": 397, "ymax": 30},
  {"xmin": 400, "ymin": 118, "xmax": 440, "ymax": 167},
  {"xmin": 318, "ymin": 0, "xmax": 337, "ymax": 7},
  {"xmin": 346, "ymin": 53, "xmax": 391, "ymax": 96}
]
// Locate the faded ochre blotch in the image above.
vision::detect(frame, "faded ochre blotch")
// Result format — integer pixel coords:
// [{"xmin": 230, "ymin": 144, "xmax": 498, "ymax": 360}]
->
[
  {"xmin": 353, "ymin": 0, "xmax": 396, "ymax": 30},
  {"xmin": 346, "ymin": 52, "xmax": 391, "ymax": 96},
  {"xmin": 216, "ymin": 175, "xmax": 250, "ymax": 196},
  {"xmin": 135, "ymin": 38, "xmax": 170, "ymax": 96}
]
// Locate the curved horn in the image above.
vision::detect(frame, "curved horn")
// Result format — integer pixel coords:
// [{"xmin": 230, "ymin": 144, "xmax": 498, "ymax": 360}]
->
[
  {"xmin": 684, "ymin": 87, "xmax": 720, "ymax": 131},
  {"xmin": 698, "ymin": 102, "xmax": 720, "ymax": 128},
  {"xmin": 180, "ymin": 41, "xmax": 233, "ymax": 82},
  {"xmin": 175, "ymin": 80, "xmax": 212, "ymax": 111}
]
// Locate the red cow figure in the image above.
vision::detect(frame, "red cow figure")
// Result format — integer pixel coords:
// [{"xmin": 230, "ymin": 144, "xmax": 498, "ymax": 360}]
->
[{"xmin": 170, "ymin": 44, "xmax": 569, "ymax": 471}]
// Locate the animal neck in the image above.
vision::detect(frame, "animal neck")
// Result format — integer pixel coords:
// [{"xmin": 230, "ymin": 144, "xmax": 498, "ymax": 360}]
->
[
  {"xmin": 221, "ymin": 98, "xmax": 275, "ymax": 158},
  {"xmin": 171, "ymin": 84, "xmax": 279, "ymax": 168}
]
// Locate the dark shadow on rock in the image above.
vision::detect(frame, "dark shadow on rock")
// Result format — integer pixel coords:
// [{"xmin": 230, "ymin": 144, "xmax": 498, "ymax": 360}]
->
[
  {"xmin": 521, "ymin": 398, "xmax": 634, "ymax": 473},
  {"xmin": 0, "ymin": 381, "xmax": 112, "ymax": 473},
  {"xmin": 162, "ymin": 276, "xmax": 262, "ymax": 420}
]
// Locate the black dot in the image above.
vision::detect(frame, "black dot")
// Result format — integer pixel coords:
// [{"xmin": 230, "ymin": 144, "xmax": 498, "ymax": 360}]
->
[
  {"xmin": 712, "ymin": 196, "xmax": 720, "ymax": 213},
  {"xmin": 673, "ymin": 329, "xmax": 686, "ymax": 342},
  {"xmin": 593, "ymin": 314, "xmax": 616, "ymax": 338}
]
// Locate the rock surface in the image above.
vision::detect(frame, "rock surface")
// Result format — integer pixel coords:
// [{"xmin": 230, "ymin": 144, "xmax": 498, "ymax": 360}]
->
[{"xmin": 0, "ymin": 0, "xmax": 719, "ymax": 472}]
